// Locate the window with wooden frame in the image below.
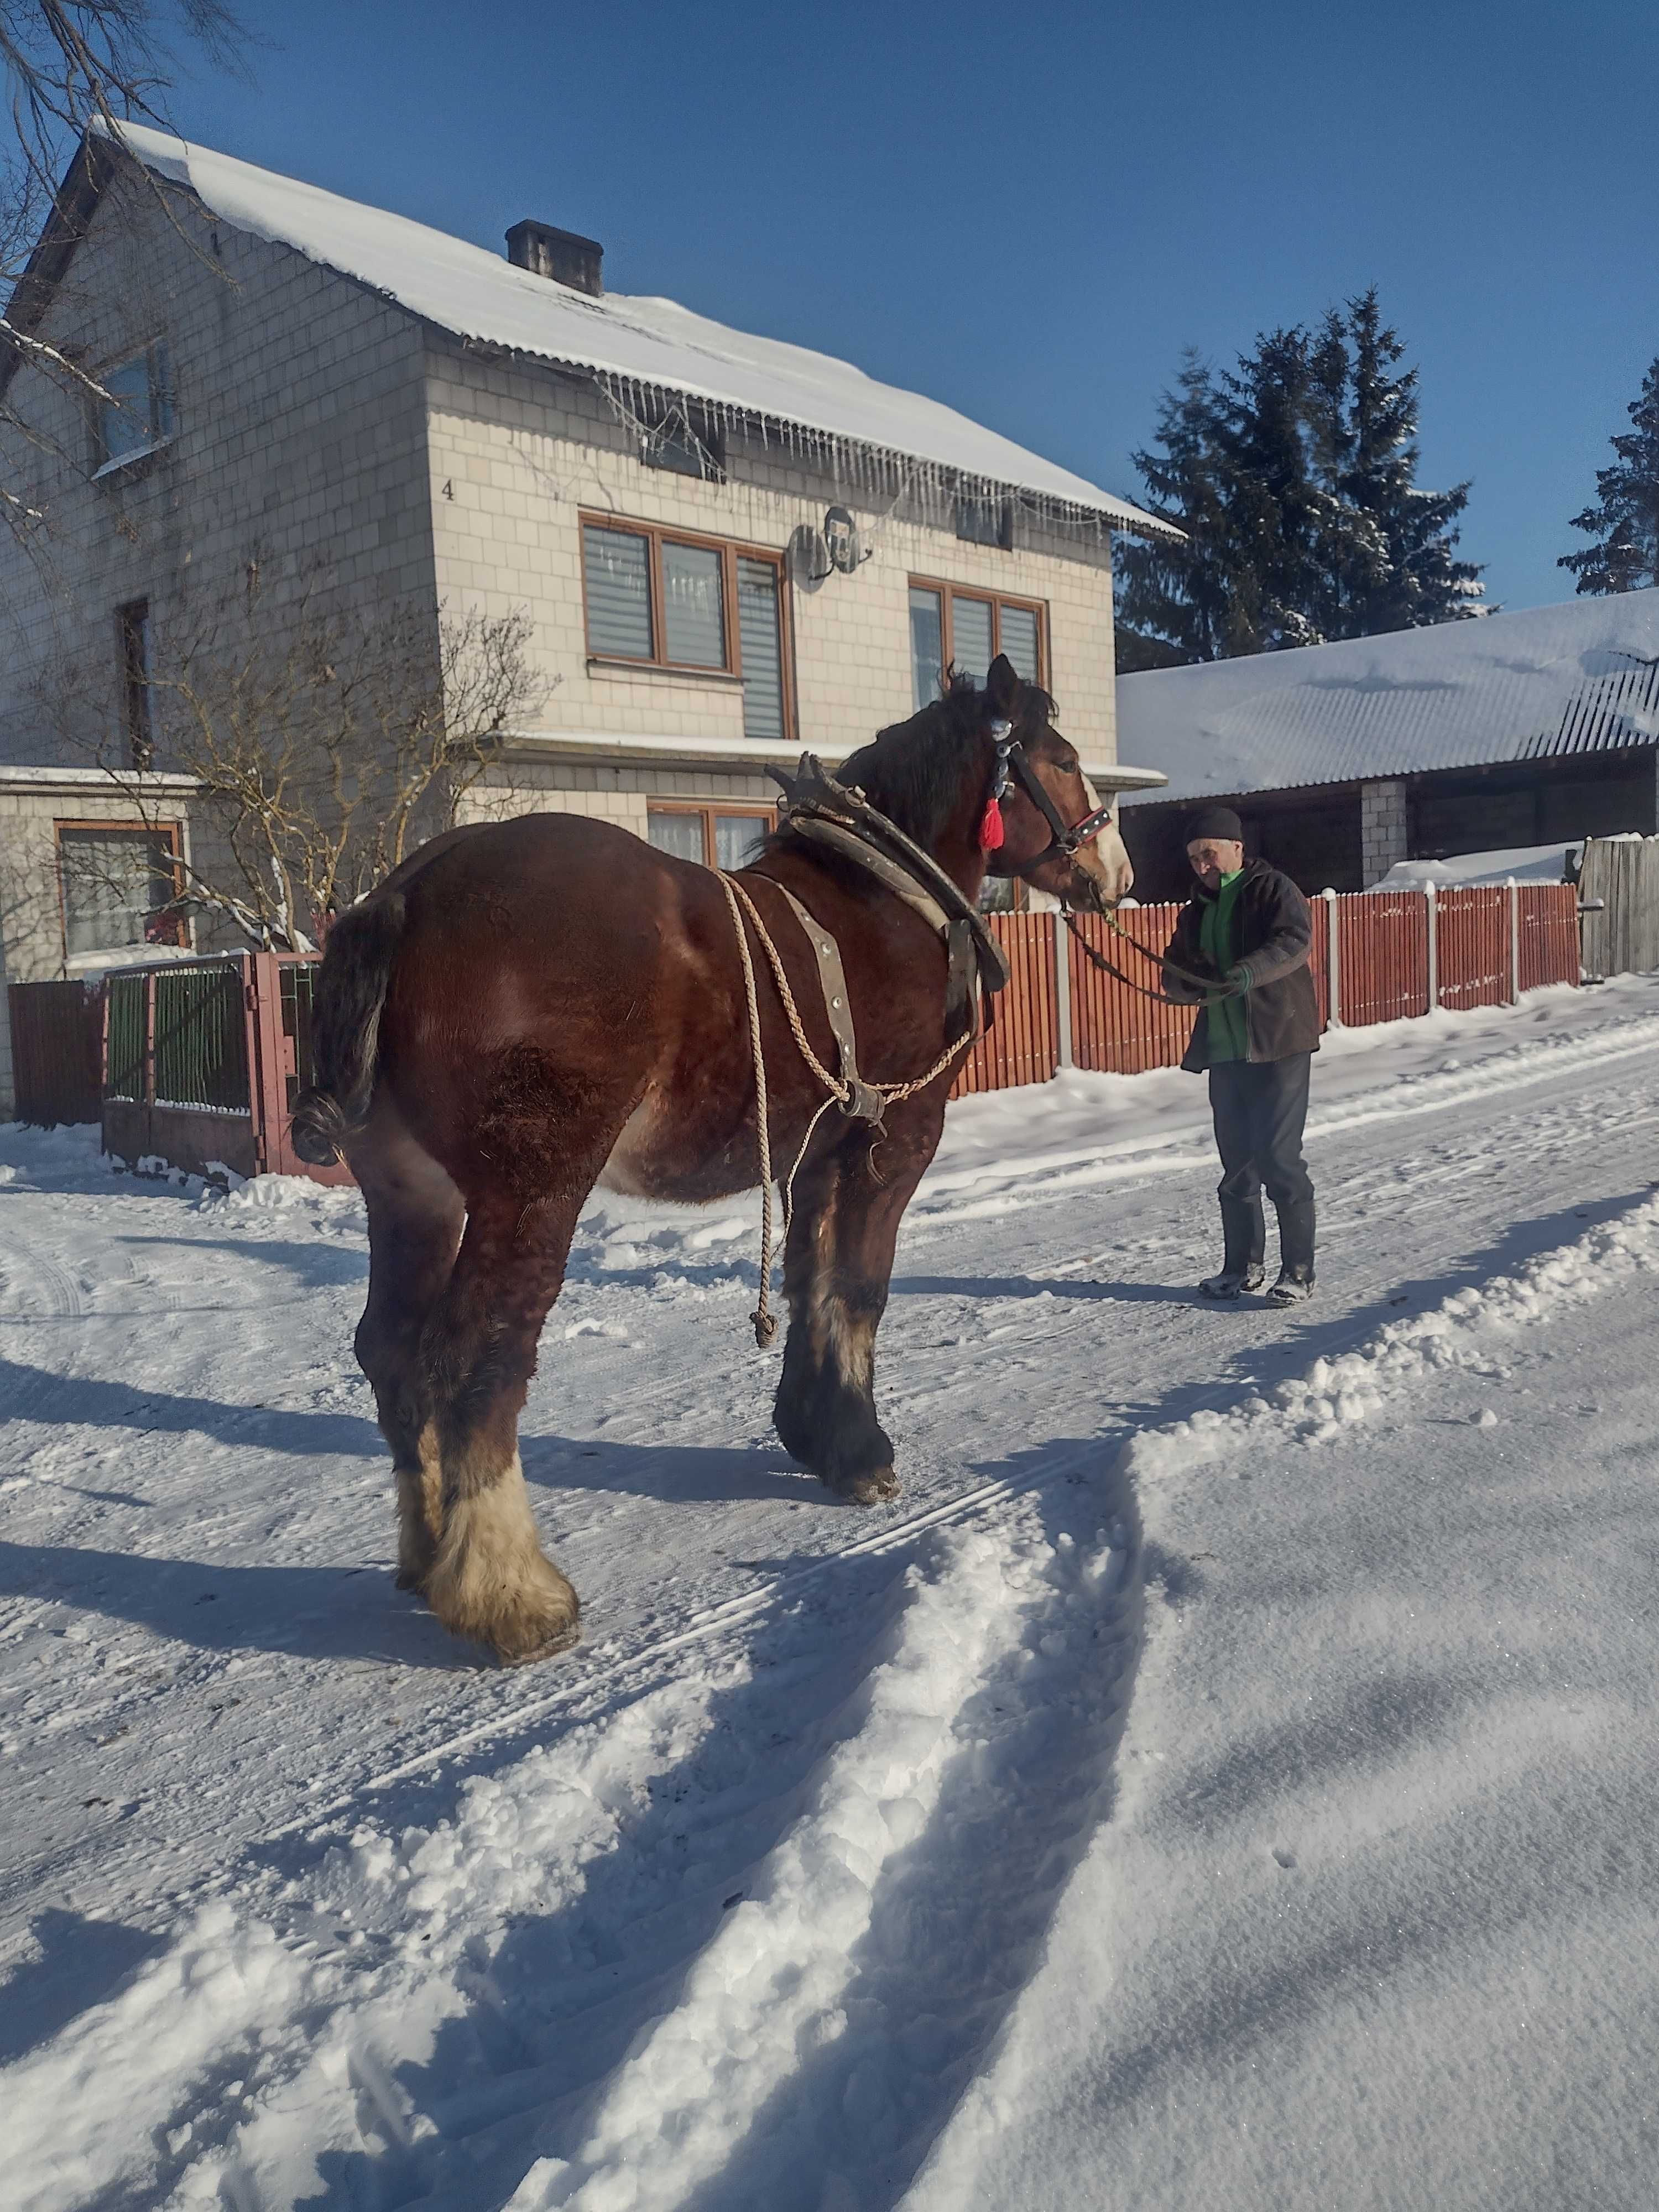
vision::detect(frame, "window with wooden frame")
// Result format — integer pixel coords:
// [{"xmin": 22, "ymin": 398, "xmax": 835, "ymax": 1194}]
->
[
  {"xmin": 56, "ymin": 821, "xmax": 185, "ymax": 957},
  {"xmin": 908, "ymin": 579, "xmax": 1046, "ymax": 710},
  {"xmin": 645, "ymin": 803, "xmax": 775, "ymax": 872},
  {"xmin": 580, "ymin": 517, "xmax": 794, "ymax": 745}
]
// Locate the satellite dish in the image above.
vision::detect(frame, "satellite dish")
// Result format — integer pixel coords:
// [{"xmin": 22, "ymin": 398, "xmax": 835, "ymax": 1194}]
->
[
  {"xmin": 823, "ymin": 504, "xmax": 863, "ymax": 575},
  {"xmin": 788, "ymin": 522, "xmax": 832, "ymax": 588}
]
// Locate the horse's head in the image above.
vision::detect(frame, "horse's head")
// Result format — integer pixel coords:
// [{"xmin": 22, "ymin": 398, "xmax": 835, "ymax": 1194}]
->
[{"xmin": 981, "ymin": 655, "xmax": 1135, "ymax": 912}]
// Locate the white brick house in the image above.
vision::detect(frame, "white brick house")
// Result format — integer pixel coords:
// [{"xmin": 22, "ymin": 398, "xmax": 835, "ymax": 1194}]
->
[{"xmin": 0, "ymin": 124, "xmax": 1171, "ymax": 1114}]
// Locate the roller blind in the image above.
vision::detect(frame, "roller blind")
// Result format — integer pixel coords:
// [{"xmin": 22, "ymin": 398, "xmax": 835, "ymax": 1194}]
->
[
  {"xmin": 909, "ymin": 586, "xmax": 944, "ymax": 711},
  {"xmin": 951, "ymin": 596, "xmax": 993, "ymax": 689},
  {"xmin": 662, "ymin": 540, "xmax": 726, "ymax": 667},
  {"xmin": 998, "ymin": 603, "xmax": 1040, "ymax": 681},
  {"xmin": 583, "ymin": 525, "xmax": 654, "ymax": 659},
  {"xmin": 737, "ymin": 559, "xmax": 785, "ymax": 740}
]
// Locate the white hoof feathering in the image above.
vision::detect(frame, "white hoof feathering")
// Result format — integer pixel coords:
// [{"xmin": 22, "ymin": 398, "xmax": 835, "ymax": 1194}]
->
[
  {"xmin": 394, "ymin": 1423, "xmax": 444, "ymax": 1586},
  {"xmin": 424, "ymin": 1458, "xmax": 580, "ymax": 1662}
]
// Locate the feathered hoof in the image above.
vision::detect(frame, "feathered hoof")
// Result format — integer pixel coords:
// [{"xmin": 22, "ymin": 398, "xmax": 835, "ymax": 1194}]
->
[
  {"xmin": 497, "ymin": 1615, "xmax": 583, "ymax": 1667},
  {"xmin": 825, "ymin": 1464, "xmax": 901, "ymax": 1505},
  {"xmin": 424, "ymin": 1480, "xmax": 582, "ymax": 1664}
]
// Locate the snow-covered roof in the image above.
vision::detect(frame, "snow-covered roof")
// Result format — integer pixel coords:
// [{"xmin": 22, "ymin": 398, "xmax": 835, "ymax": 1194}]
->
[
  {"xmin": 1373, "ymin": 841, "xmax": 1582, "ymax": 890},
  {"xmin": 93, "ymin": 123, "xmax": 1171, "ymax": 539},
  {"xmin": 1118, "ymin": 589, "xmax": 1659, "ymax": 806}
]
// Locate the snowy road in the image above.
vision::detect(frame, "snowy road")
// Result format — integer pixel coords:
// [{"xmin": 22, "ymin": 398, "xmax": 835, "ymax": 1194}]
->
[{"xmin": 2, "ymin": 977, "xmax": 1658, "ymax": 2209}]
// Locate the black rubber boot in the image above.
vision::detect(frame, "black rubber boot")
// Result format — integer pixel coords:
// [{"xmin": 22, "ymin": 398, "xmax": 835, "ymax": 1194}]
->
[
  {"xmin": 1219, "ymin": 1193, "xmax": 1266, "ymax": 1276},
  {"xmin": 1275, "ymin": 1197, "xmax": 1316, "ymax": 1280},
  {"xmin": 1199, "ymin": 1264, "xmax": 1266, "ymax": 1300}
]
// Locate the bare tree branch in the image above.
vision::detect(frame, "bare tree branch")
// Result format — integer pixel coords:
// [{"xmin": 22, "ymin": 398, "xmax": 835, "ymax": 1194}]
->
[{"xmin": 51, "ymin": 589, "xmax": 551, "ymax": 950}]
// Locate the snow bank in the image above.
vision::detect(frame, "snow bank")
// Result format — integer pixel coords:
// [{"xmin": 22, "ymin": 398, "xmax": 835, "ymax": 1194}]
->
[{"xmin": 1374, "ymin": 841, "xmax": 1578, "ymax": 889}]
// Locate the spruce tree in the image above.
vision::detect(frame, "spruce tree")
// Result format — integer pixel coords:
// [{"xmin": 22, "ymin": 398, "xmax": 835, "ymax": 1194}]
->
[
  {"xmin": 1115, "ymin": 353, "xmax": 1235, "ymax": 666},
  {"xmin": 1336, "ymin": 288, "xmax": 1480, "ymax": 635},
  {"xmin": 1559, "ymin": 358, "xmax": 1659, "ymax": 593},
  {"xmin": 1117, "ymin": 290, "xmax": 1483, "ymax": 667}
]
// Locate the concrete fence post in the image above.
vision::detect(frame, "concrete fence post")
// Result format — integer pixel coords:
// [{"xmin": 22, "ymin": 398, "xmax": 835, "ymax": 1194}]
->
[
  {"xmin": 1323, "ymin": 886, "xmax": 1341, "ymax": 1025},
  {"xmin": 1053, "ymin": 912, "xmax": 1073, "ymax": 1072},
  {"xmin": 1507, "ymin": 876, "xmax": 1521, "ymax": 1004},
  {"xmin": 1425, "ymin": 883, "xmax": 1439, "ymax": 1013}
]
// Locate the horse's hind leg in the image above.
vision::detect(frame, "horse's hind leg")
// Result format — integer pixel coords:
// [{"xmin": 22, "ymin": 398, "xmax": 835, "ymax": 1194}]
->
[
  {"xmin": 773, "ymin": 1113, "xmax": 940, "ymax": 1506},
  {"xmin": 352, "ymin": 1113, "xmax": 466, "ymax": 1592},
  {"xmin": 420, "ymin": 1187, "xmax": 589, "ymax": 1664}
]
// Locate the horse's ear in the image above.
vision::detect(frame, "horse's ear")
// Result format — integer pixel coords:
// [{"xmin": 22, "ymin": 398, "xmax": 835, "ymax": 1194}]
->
[{"xmin": 986, "ymin": 654, "xmax": 1020, "ymax": 717}]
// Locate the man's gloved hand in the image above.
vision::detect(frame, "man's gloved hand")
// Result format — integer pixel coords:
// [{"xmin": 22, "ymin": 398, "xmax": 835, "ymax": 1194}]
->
[{"xmin": 1222, "ymin": 963, "xmax": 1251, "ymax": 995}]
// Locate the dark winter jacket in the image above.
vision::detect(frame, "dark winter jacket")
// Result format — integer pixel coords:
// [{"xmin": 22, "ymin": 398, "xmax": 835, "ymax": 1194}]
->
[{"xmin": 1162, "ymin": 858, "xmax": 1322, "ymax": 1072}]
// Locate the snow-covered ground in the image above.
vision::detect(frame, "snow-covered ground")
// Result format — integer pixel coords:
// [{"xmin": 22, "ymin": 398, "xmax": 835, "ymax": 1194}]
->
[{"xmin": 4, "ymin": 975, "xmax": 1659, "ymax": 2211}]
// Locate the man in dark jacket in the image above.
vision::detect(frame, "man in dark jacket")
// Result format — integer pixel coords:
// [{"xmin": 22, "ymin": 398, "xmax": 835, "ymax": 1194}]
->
[{"xmin": 1162, "ymin": 807, "xmax": 1321, "ymax": 1306}]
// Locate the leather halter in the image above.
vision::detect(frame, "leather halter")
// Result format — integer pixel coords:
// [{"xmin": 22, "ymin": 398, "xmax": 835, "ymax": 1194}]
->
[{"xmin": 997, "ymin": 722, "xmax": 1117, "ymax": 865}]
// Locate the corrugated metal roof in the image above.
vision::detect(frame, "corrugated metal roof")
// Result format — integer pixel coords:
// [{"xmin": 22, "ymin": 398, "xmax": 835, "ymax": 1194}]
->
[
  {"xmin": 1118, "ymin": 590, "xmax": 1659, "ymax": 807},
  {"xmin": 82, "ymin": 124, "xmax": 1171, "ymax": 539}
]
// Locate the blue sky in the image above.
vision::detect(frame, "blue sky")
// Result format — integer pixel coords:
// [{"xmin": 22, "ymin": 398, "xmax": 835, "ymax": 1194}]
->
[{"xmin": 162, "ymin": 0, "xmax": 1659, "ymax": 614}]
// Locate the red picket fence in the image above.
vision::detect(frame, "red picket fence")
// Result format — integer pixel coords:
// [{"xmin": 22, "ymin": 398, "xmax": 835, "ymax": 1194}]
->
[
  {"xmin": 1436, "ymin": 886, "xmax": 1510, "ymax": 1014},
  {"xmin": 7, "ymin": 881, "xmax": 1582, "ymax": 1177},
  {"xmin": 950, "ymin": 879, "xmax": 1579, "ymax": 1103},
  {"xmin": 1517, "ymin": 884, "xmax": 1582, "ymax": 995},
  {"xmin": 1337, "ymin": 891, "xmax": 1430, "ymax": 1026},
  {"xmin": 1063, "ymin": 902, "xmax": 1196, "ymax": 1076},
  {"xmin": 952, "ymin": 912, "xmax": 1062, "ymax": 1093}
]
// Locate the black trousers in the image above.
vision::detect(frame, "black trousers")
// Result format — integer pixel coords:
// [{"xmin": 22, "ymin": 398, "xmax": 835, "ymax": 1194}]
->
[{"xmin": 1207, "ymin": 1053, "xmax": 1316, "ymax": 1276}]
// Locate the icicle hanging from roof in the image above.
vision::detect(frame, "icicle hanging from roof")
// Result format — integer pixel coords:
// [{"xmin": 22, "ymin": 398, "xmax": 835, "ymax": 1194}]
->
[{"xmin": 590, "ymin": 368, "xmax": 1121, "ymax": 551}]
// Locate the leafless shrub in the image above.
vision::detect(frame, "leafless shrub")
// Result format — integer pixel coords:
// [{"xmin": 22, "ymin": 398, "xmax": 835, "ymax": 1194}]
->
[{"xmin": 68, "ymin": 591, "xmax": 547, "ymax": 949}]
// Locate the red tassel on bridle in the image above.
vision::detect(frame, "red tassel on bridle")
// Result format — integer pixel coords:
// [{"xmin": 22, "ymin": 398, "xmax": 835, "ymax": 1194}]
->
[{"xmin": 978, "ymin": 797, "xmax": 1005, "ymax": 851}]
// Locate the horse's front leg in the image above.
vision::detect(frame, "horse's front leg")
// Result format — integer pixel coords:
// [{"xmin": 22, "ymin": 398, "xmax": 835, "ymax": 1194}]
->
[{"xmin": 773, "ymin": 1108, "xmax": 940, "ymax": 1505}]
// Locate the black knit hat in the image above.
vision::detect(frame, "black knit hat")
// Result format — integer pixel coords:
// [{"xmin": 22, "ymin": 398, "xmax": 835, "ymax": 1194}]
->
[{"xmin": 1183, "ymin": 806, "xmax": 1244, "ymax": 846}]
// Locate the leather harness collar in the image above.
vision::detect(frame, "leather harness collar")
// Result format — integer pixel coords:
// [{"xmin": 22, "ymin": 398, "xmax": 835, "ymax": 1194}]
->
[{"xmin": 769, "ymin": 754, "xmax": 1013, "ymax": 1038}]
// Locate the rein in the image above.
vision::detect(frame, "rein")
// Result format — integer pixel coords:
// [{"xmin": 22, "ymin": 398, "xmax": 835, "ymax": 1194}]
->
[
  {"xmin": 1064, "ymin": 909, "xmax": 1239, "ymax": 1008},
  {"xmin": 989, "ymin": 728, "xmax": 1228, "ymax": 1008}
]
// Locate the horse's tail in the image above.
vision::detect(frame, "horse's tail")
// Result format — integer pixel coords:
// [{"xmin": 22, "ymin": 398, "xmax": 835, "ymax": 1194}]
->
[{"xmin": 289, "ymin": 892, "xmax": 408, "ymax": 1166}]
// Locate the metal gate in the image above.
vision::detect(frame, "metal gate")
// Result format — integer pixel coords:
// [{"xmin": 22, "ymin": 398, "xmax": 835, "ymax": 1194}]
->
[{"xmin": 103, "ymin": 959, "xmax": 258, "ymax": 1176}]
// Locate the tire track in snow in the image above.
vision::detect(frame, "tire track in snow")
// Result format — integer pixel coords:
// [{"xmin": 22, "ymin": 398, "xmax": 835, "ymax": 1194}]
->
[
  {"xmin": 10, "ymin": 1186, "xmax": 1659, "ymax": 2210},
  {"xmin": 3, "ymin": 1481, "xmax": 1142, "ymax": 2212},
  {"xmin": 907, "ymin": 1005, "xmax": 1659, "ymax": 1231}
]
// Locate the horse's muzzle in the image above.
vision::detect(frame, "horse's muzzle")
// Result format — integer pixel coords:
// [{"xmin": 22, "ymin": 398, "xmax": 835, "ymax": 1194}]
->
[{"xmin": 1067, "ymin": 863, "xmax": 1118, "ymax": 916}]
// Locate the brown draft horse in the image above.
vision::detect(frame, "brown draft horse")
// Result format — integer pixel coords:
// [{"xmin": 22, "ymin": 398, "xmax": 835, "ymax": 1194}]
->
[{"xmin": 291, "ymin": 654, "xmax": 1134, "ymax": 1664}]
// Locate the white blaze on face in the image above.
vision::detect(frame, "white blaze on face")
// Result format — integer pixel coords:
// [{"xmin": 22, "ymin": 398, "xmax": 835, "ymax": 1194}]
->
[{"xmin": 1072, "ymin": 773, "xmax": 1135, "ymax": 904}]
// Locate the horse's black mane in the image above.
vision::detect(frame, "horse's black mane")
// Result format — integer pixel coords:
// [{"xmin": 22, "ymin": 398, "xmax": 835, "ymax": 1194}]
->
[{"xmin": 826, "ymin": 669, "xmax": 1058, "ymax": 849}]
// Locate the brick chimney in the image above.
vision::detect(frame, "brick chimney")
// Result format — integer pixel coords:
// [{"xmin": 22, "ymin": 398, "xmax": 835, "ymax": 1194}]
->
[{"xmin": 505, "ymin": 221, "xmax": 603, "ymax": 297}]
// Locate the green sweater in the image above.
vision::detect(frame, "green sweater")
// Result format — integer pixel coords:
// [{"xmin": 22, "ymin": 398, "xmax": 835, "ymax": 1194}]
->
[{"xmin": 1199, "ymin": 869, "xmax": 1248, "ymax": 1062}]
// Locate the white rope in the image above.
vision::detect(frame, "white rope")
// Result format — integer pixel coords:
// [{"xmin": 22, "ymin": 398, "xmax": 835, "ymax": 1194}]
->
[{"xmin": 717, "ymin": 872, "xmax": 979, "ymax": 1352}]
